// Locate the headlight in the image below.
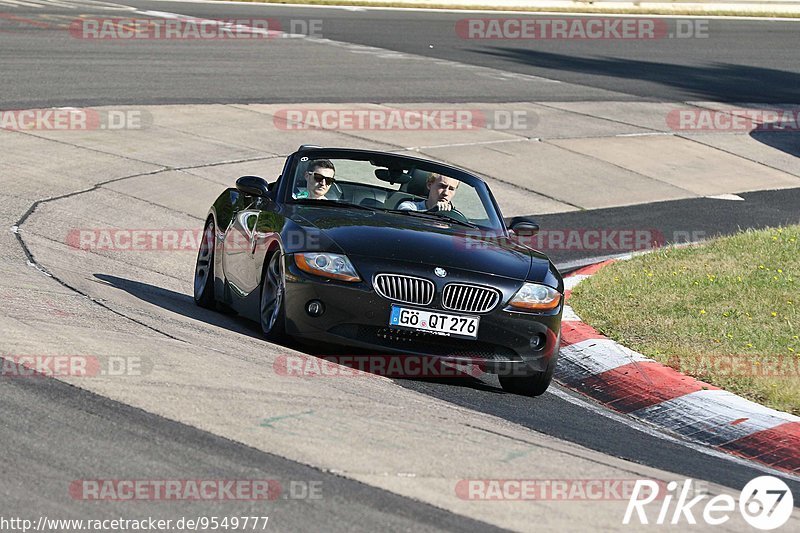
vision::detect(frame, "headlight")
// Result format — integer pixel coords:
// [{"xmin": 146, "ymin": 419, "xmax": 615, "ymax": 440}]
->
[
  {"xmin": 508, "ymin": 283, "xmax": 561, "ymax": 311},
  {"xmin": 294, "ymin": 253, "xmax": 360, "ymax": 282}
]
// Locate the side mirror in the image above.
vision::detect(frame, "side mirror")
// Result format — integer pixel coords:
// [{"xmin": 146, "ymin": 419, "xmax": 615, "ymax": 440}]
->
[
  {"xmin": 236, "ymin": 175, "xmax": 269, "ymax": 197},
  {"xmin": 509, "ymin": 216, "xmax": 539, "ymax": 237}
]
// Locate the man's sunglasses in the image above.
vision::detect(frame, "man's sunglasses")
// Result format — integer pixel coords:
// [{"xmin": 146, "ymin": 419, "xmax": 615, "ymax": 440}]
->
[{"xmin": 308, "ymin": 172, "xmax": 335, "ymax": 185}]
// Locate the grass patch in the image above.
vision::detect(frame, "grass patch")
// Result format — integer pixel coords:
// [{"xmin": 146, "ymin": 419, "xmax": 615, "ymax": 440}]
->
[
  {"xmin": 230, "ymin": 0, "xmax": 800, "ymax": 19},
  {"xmin": 570, "ymin": 225, "xmax": 800, "ymax": 415}
]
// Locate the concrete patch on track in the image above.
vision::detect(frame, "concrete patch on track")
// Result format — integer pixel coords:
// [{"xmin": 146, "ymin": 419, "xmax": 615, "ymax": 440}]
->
[
  {"xmin": 3, "ymin": 102, "xmax": 800, "ymax": 530},
  {"xmin": 419, "ymin": 138, "xmax": 694, "ymax": 210},
  {"xmin": 548, "ymin": 134, "xmax": 800, "ymax": 196}
]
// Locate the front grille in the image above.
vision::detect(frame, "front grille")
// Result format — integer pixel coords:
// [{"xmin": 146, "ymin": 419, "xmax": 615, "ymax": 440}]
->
[
  {"xmin": 373, "ymin": 274, "xmax": 434, "ymax": 306},
  {"xmin": 442, "ymin": 283, "xmax": 501, "ymax": 313},
  {"xmin": 328, "ymin": 324, "xmax": 520, "ymax": 361}
]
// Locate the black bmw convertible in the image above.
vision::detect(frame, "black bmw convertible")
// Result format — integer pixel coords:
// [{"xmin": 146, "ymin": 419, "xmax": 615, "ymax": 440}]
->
[{"xmin": 194, "ymin": 146, "xmax": 563, "ymax": 395}]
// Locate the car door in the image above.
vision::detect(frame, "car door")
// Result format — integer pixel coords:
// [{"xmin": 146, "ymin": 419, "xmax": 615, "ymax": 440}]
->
[
  {"xmin": 250, "ymin": 200, "xmax": 285, "ymax": 290},
  {"xmin": 222, "ymin": 205, "xmax": 260, "ymax": 299}
]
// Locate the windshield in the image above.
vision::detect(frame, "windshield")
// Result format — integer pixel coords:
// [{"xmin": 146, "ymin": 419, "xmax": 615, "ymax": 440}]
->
[{"xmin": 287, "ymin": 156, "xmax": 504, "ymax": 231}]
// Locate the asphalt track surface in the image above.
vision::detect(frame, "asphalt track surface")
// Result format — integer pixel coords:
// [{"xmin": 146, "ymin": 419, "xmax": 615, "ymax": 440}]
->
[
  {"xmin": 2, "ymin": 0, "xmax": 800, "ymax": 529},
  {"xmin": 1, "ymin": 360, "xmax": 505, "ymax": 532},
  {"xmin": 0, "ymin": 0, "xmax": 798, "ymax": 107}
]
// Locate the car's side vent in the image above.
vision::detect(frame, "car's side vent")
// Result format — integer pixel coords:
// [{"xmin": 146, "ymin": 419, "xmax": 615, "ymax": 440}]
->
[
  {"xmin": 373, "ymin": 274, "xmax": 435, "ymax": 306},
  {"xmin": 442, "ymin": 283, "xmax": 500, "ymax": 313}
]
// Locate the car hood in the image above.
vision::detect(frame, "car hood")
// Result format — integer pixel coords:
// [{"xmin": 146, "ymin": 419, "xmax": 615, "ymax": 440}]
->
[{"xmin": 289, "ymin": 206, "xmax": 551, "ymax": 281}]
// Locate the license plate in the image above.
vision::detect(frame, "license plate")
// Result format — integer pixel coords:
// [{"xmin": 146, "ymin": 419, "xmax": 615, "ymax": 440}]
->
[{"xmin": 389, "ymin": 305, "xmax": 479, "ymax": 339}]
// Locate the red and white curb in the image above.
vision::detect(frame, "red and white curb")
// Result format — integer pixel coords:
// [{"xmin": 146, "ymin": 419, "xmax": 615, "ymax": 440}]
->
[{"xmin": 556, "ymin": 260, "xmax": 800, "ymax": 475}]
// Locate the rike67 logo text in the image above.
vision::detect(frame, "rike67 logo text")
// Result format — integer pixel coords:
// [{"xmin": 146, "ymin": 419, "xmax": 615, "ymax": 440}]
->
[{"xmin": 624, "ymin": 477, "xmax": 793, "ymax": 530}]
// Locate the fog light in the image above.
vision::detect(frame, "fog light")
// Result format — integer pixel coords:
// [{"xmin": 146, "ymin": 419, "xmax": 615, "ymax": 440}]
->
[
  {"xmin": 306, "ymin": 300, "xmax": 325, "ymax": 317},
  {"xmin": 530, "ymin": 333, "xmax": 546, "ymax": 350}
]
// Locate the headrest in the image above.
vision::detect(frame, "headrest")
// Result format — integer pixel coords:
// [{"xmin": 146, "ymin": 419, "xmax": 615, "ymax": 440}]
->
[{"xmin": 403, "ymin": 169, "xmax": 433, "ymax": 197}]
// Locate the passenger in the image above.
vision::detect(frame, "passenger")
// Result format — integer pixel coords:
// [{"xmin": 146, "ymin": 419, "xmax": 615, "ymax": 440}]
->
[
  {"xmin": 295, "ymin": 159, "xmax": 336, "ymax": 200},
  {"xmin": 397, "ymin": 173, "xmax": 459, "ymax": 211}
]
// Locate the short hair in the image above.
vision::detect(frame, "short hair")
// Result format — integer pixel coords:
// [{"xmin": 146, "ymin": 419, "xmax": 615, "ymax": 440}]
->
[
  {"xmin": 426, "ymin": 173, "xmax": 459, "ymax": 188},
  {"xmin": 309, "ymin": 159, "xmax": 335, "ymax": 173}
]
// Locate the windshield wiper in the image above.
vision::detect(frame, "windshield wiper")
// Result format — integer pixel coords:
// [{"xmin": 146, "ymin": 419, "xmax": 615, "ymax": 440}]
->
[{"xmin": 388, "ymin": 209, "xmax": 480, "ymax": 229}]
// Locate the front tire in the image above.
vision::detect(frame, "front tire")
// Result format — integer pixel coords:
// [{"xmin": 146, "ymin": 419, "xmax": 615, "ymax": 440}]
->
[
  {"xmin": 194, "ymin": 218, "xmax": 216, "ymax": 309},
  {"xmin": 498, "ymin": 347, "xmax": 558, "ymax": 397},
  {"xmin": 259, "ymin": 251, "xmax": 287, "ymax": 342}
]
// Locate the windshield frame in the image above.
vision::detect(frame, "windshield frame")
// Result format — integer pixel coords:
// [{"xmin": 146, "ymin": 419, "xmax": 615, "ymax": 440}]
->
[{"xmin": 278, "ymin": 148, "xmax": 506, "ymax": 232}]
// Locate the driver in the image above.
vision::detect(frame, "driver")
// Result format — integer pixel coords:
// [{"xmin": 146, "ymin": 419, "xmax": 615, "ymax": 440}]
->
[
  {"xmin": 295, "ymin": 159, "xmax": 336, "ymax": 200},
  {"xmin": 397, "ymin": 173, "xmax": 459, "ymax": 211}
]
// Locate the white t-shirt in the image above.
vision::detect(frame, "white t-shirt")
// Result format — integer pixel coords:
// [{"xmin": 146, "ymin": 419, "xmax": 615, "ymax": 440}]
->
[{"xmin": 396, "ymin": 199, "xmax": 428, "ymax": 211}]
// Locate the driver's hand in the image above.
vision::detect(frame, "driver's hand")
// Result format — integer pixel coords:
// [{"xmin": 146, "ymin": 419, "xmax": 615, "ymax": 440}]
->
[{"xmin": 435, "ymin": 200, "xmax": 452, "ymax": 211}]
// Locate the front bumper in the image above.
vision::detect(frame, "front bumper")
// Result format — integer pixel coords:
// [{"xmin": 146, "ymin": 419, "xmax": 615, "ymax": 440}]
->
[{"xmin": 282, "ymin": 254, "xmax": 562, "ymax": 374}]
